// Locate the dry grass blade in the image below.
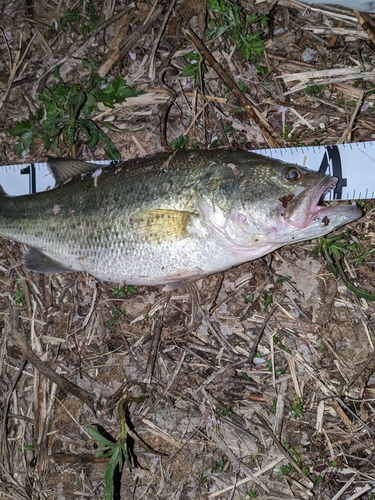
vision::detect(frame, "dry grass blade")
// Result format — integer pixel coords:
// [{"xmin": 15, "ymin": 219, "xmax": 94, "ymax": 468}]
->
[{"xmin": 355, "ymin": 10, "xmax": 375, "ymax": 43}]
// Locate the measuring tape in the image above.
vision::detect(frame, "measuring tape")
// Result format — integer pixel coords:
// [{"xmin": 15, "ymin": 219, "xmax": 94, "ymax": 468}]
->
[{"xmin": 1, "ymin": 142, "xmax": 374, "ymax": 199}]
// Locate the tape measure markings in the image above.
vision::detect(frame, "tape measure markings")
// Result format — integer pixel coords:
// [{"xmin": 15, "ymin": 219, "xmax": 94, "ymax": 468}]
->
[{"xmin": 1, "ymin": 142, "xmax": 375, "ymax": 199}]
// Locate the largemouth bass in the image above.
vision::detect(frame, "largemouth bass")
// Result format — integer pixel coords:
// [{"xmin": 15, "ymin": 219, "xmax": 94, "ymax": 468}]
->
[{"xmin": 0, "ymin": 149, "xmax": 362, "ymax": 288}]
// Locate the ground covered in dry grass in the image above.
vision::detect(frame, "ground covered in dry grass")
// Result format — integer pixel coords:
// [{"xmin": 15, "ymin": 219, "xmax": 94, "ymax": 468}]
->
[{"xmin": 1, "ymin": 0, "xmax": 375, "ymax": 499}]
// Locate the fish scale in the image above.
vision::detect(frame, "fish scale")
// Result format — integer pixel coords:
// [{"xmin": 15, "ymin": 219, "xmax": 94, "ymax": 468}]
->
[{"xmin": 0, "ymin": 149, "xmax": 362, "ymax": 288}]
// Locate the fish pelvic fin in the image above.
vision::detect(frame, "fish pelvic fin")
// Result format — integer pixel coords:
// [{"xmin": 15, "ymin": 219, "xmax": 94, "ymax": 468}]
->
[
  {"xmin": 23, "ymin": 248, "xmax": 71, "ymax": 274},
  {"xmin": 130, "ymin": 209, "xmax": 193, "ymax": 242}
]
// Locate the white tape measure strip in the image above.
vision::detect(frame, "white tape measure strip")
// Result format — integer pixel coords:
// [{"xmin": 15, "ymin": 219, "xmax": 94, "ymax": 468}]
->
[
  {"xmin": 1, "ymin": 142, "xmax": 374, "ymax": 199},
  {"xmin": 257, "ymin": 142, "xmax": 375, "ymax": 200}
]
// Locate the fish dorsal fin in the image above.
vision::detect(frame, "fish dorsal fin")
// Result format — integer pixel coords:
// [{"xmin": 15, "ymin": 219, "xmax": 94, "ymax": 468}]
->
[
  {"xmin": 23, "ymin": 247, "xmax": 71, "ymax": 274},
  {"xmin": 130, "ymin": 209, "xmax": 192, "ymax": 243},
  {"xmin": 47, "ymin": 157, "xmax": 99, "ymax": 185}
]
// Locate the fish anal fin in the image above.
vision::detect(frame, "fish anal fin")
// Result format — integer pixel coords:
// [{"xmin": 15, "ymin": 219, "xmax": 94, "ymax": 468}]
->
[
  {"xmin": 161, "ymin": 271, "xmax": 206, "ymax": 290},
  {"xmin": 131, "ymin": 209, "xmax": 192, "ymax": 242},
  {"xmin": 23, "ymin": 248, "xmax": 71, "ymax": 274}
]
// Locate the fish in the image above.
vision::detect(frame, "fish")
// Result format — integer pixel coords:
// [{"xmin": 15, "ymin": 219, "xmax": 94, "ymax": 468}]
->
[{"xmin": 0, "ymin": 149, "xmax": 362, "ymax": 288}]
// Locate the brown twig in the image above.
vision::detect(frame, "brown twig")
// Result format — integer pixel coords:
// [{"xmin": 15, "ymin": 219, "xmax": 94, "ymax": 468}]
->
[
  {"xmin": 185, "ymin": 27, "xmax": 284, "ymax": 149},
  {"xmin": 98, "ymin": 5, "xmax": 163, "ymax": 77},
  {"xmin": 255, "ymin": 411, "xmax": 314, "ymax": 489},
  {"xmin": 71, "ymin": 3, "xmax": 136, "ymax": 58},
  {"xmin": 148, "ymin": 0, "xmax": 177, "ymax": 80}
]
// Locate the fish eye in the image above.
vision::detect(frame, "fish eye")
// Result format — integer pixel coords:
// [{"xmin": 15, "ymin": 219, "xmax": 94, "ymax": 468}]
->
[{"xmin": 285, "ymin": 167, "xmax": 301, "ymax": 182}]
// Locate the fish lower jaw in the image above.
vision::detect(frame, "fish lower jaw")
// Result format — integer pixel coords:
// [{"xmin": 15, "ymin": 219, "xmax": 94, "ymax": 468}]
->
[
  {"xmin": 310, "ymin": 203, "xmax": 363, "ymax": 229},
  {"xmin": 284, "ymin": 203, "xmax": 362, "ymax": 230}
]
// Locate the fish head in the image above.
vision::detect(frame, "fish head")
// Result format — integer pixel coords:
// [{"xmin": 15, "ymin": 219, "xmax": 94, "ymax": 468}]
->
[
  {"xmin": 266, "ymin": 164, "xmax": 362, "ymax": 242},
  {"xmin": 197, "ymin": 153, "xmax": 362, "ymax": 258}
]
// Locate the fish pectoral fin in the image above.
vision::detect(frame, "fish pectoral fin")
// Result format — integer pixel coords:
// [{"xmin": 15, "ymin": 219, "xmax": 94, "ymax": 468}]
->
[
  {"xmin": 131, "ymin": 209, "xmax": 192, "ymax": 241},
  {"xmin": 47, "ymin": 157, "xmax": 99, "ymax": 185},
  {"xmin": 23, "ymin": 248, "xmax": 71, "ymax": 274}
]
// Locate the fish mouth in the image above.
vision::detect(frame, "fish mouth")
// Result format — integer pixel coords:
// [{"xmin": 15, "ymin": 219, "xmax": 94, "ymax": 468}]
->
[{"xmin": 284, "ymin": 176, "xmax": 362, "ymax": 229}]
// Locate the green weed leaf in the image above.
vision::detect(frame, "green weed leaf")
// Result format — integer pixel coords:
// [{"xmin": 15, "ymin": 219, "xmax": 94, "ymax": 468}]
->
[
  {"xmin": 206, "ymin": 0, "xmax": 267, "ymax": 63},
  {"xmin": 69, "ymin": 91, "xmax": 87, "ymax": 119},
  {"xmin": 87, "ymin": 424, "xmax": 116, "ymax": 452},
  {"xmin": 78, "ymin": 119, "xmax": 100, "ymax": 148},
  {"xmin": 10, "ymin": 67, "xmax": 142, "ymax": 157}
]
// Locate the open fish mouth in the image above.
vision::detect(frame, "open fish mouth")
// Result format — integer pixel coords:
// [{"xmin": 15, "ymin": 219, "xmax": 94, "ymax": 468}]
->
[
  {"xmin": 284, "ymin": 176, "xmax": 361, "ymax": 230},
  {"xmin": 308, "ymin": 176, "xmax": 340, "ymax": 227}
]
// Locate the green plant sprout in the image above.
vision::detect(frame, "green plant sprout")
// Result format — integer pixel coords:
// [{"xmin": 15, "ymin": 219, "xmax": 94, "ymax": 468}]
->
[
  {"xmin": 13, "ymin": 278, "xmax": 26, "ymax": 306},
  {"xmin": 59, "ymin": 3, "xmax": 99, "ymax": 37},
  {"xmin": 237, "ymin": 80, "xmax": 249, "ymax": 94},
  {"xmin": 273, "ymin": 333, "xmax": 291, "ymax": 355},
  {"xmin": 276, "ymin": 275, "xmax": 292, "ymax": 285},
  {"xmin": 210, "ymin": 137, "xmax": 225, "ymax": 148},
  {"xmin": 181, "ymin": 52, "xmax": 207, "ymax": 85},
  {"xmin": 284, "ymin": 442, "xmax": 302, "ymax": 467},
  {"xmin": 283, "ymin": 124, "xmax": 293, "ymax": 140},
  {"xmin": 218, "ymin": 406, "xmax": 232, "ymax": 417},
  {"xmin": 87, "ymin": 397, "xmax": 158, "ymax": 500},
  {"xmin": 200, "ymin": 474, "xmax": 208, "ymax": 484},
  {"xmin": 212, "ymin": 458, "xmax": 225, "ymax": 474},
  {"xmin": 170, "ymin": 134, "xmax": 189, "ymax": 150},
  {"xmin": 206, "ymin": 0, "xmax": 268, "ymax": 63},
  {"xmin": 314, "ymin": 230, "xmax": 375, "ymax": 300},
  {"xmin": 241, "ymin": 293, "xmax": 254, "ymax": 304},
  {"xmin": 10, "ymin": 63, "xmax": 143, "ymax": 159},
  {"xmin": 108, "ymin": 307, "xmax": 126, "ymax": 328},
  {"xmin": 271, "ymin": 399, "xmax": 277, "ymax": 415},
  {"xmin": 288, "ymin": 395, "xmax": 305, "ymax": 419},
  {"xmin": 247, "ymin": 490, "xmax": 259, "ymax": 498},
  {"xmin": 306, "ymin": 84, "xmax": 328, "ymax": 97},
  {"xmin": 111, "ymin": 285, "xmax": 138, "ymax": 298},
  {"xmin": 279, "ymin": 463, "xmax": 295, "ymax": 478},
  {"xmin": 263, "ymin": 293, "xmax": 273, "ymax": 312},
  {"xmin": 266, "ymin": 359, "xmax": 273, "ymax": 372},
  {"xmin": 276, "ymin": 367, "xmax": 287, "ymax": 376},
  {"xmin": 241, "ymin": 371, "xmax": 255, "ymax": 383},
  {"xmin": 223, "ymin": 121, "xmax": 244, "ymax": 146}
]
